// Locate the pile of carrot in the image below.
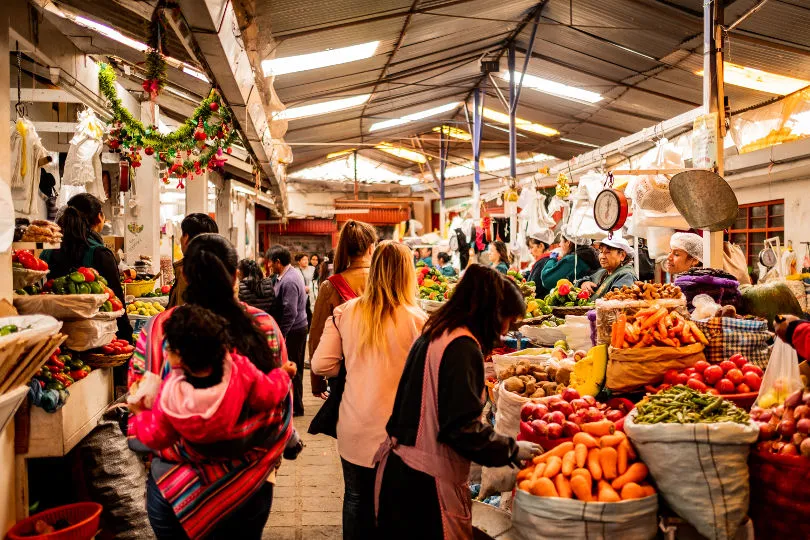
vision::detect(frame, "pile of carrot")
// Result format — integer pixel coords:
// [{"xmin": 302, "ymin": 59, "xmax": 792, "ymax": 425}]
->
[
  {"xmin": 610, "ymin": 305, "xmax": 708, "ymax": 349},
  {"xmin": 516, "ymin": 424, "xmax": 655, "ymax": 503}
]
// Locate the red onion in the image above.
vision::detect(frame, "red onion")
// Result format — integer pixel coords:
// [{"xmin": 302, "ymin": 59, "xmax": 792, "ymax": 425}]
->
[
  {"xmin": 803, "ymin": 391, "xmax": 810, "ymax": 406},
  {"xmin": 792, "ymin": 432, "xmax": 807, "ymax": 447},
  {"xmin": 780, "ymin": 443, "xmax": 799, "ymax": 456},
  {"xmin": 779, "ymin": 419, "xmax": 797, "ymax": 438},
  {"xmin": 772, "ymin": 441, "xmax": 786, "ymax": 453},
  {"xmin": 774, "ymin": 405, "xmax": 785, "ymax": 419},
  {"xmin": 757, "ymin": 423, "xmax": 776, "ymax": 441},
  {"xmin": 785, "ymin": 390, "xmax": 803, "ymax": 409},
  {"xmin": 794, "ymin": 405, "xmax": 810, "ymax": 420},
  {"xmin": 546, "ymin": 423, "xmax": 563, "ymax": 439},
  {"xmin": 797, "ymin": 418, "xmax": 810, "ymax": 434},
  {"xmin": 801, "ymin": 438, "xmax": 810, "ymax": 458},
  {"xmin": 756, "ymin": 441, "xmax": 773, "ymax": 453},
  {"xmin": 562, "ymin": 421, "xmax": 581, "ymax": 437}
]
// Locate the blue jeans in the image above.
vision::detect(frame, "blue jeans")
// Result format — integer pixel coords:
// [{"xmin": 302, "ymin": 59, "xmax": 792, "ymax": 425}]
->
[
  {"xmin": 341, "ymin": 458, "xmax": 377, "ymax": 540},
  {"xmin": 146, "ymin": 474, "xmax": 274, "ymax": 539}
]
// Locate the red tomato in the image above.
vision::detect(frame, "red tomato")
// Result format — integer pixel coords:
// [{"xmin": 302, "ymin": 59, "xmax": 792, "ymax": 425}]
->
[
  {"xmin": 704, "ymin": 365, "xmax": 724, "ymax": 385},
  {"xmin": 741, "ymin": 364, "xmax": 763, "ymax": 377},
  {"xmin": 100, "ymin": 345, "xmax": 114, "ymax": 354},
  {"xmin": 675, "ymin": 373, "xmax": 689, "ymax": 385},
  {"xmin": 719, "ymin": 360, "xmax": 736, "ymax": 373},
  {"xmin": 706, "ymin": 388, "xmax": 720, "ymax": 396},
  {"xmin": 683, "ymin": 367, "xmax": 696, "ymax": 377},
  {"xmin": 689, "ymin": 372, "xmax": 704, "ymax": 383},
  {"xmin": 716, "ymin": 379, "xmax": 736, "ymax": 394},
  {"xmin": 693, "ymin": 360, "xmax": 710, "ymax": 374},
  {"xmin": 743, "ymin": 372, "xmax": 762, "ymax": 391},
  {"xmin": 736, "ymin": 383, "xmax": 751, "ymax": 394},
  {"xmin": 686, "ymin": 378, "xmax": 708, "ymax": 392},
  {"xmin": 726, "ymin": 368, "xmax": 744, "ymax": 385},
  {"xmin": 664, "ymin": 369, "xmax": 680, "ymax": 384},
  {"xmin": 729, "ymin": 354, "xmax": 747, "ymax": 368}
]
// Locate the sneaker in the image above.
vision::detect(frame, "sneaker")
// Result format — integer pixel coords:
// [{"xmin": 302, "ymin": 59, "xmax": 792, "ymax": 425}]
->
[{"xmin": 284, "ymin": 431, "xmax": 305, "ymax": 460}]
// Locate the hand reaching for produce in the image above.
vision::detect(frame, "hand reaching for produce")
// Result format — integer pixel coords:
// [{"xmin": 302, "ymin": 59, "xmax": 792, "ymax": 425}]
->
[
  {"xmin": 580, "ymin": 281, "xmax": 596, "ymax": 294},
  {"xmin": 774, "ymin": 314, "xmax": 800, "ymax": 342},
  {"xmin": 516, "ymin": 440, "xmax": 543, "ymax": 462}
]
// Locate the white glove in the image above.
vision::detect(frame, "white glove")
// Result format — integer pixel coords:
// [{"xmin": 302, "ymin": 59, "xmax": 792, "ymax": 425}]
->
[{"xmin": 516, "ymin": 440, "xmax": 543, "ymax": 462}]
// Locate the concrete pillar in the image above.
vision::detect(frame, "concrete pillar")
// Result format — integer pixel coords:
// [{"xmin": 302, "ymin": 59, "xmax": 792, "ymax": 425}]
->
[
  {"xmin": 124, "ymin": 102, "xmax": 161, "ymax": 272},
  {"xmin": 185, "ymin": 171, "xmax": 208, "ymax": 215},
  {"xmin": 214, "ymin": 174, "xmax": 232, "ymax": 242}
]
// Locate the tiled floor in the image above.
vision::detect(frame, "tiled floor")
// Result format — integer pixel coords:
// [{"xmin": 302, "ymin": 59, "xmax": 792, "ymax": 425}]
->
[{"xmin": 262, "ymin": 369, "xmax": 343, "ymax": 539}]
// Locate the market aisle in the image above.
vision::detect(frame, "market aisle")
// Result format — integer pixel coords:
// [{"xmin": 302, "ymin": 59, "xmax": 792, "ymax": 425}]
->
[{"xmin": 263, "ymin": 369, "xmax": 343, "ymax": 539}]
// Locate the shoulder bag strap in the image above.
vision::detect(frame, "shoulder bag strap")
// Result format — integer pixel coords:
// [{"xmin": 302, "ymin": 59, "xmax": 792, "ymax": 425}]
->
[{"xmin": 327, "ymin": 274, "xmax": 359, "ymax": 302}]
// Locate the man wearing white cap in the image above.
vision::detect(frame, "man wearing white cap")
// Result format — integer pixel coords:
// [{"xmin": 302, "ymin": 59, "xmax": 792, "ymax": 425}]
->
[
  {"xmin": 667, "ymin": 232, "xmax": 703, "ymax": 276},
  {"xmin": 577, "ymin": 235, "xmax": 638, "ymax": 300},
  {"xmin": 524, "ymin": 229, "xmax": 555, "ymax": 296}
]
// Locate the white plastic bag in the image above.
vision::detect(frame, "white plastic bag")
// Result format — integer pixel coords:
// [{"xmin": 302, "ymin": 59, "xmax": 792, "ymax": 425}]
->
[
  {"xmin": 511, "ymin": 489, "xmax": 658, "ymax": 540},
  {"xmin": 62, "ymin": 318, "xmax": 117, "ymax": 351},
  {"xmin": 624, "ymin": 410, "xmax": 759, "ymax": 540},
  {"xmin": 691, "ymin": 294, "xmax": 722, "ymax": 320},
  {"xmin": 561, "ymin": 315, "xmax": 591, "ymax": 352},
  {"xmin": 755, "ymin": 337, "xmax": 803, "ymax": 408},
  {"xmin": 13, "ymin": 293, "xmax": 108, "ymax": 320}
]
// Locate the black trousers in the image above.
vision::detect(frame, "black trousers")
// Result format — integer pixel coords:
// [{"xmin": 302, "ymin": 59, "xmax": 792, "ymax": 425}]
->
[
  {"xmin": 285, "ymin": 326, "xmax": 308, "ymax": 416},
  {"xmin": 341, "ymin": 458, "xmax": 377, "ymax": 540}
]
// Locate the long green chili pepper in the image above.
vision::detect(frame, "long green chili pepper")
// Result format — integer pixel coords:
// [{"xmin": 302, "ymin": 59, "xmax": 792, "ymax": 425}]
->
[{"xmin": 634, "ymin": 385, "xmax": 749, "ymax": 425}]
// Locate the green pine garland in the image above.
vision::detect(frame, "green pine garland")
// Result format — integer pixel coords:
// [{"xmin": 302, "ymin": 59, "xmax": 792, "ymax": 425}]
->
[{"xmin": 98, "ymin": 62, "xmax": 237, "ymax": 173}]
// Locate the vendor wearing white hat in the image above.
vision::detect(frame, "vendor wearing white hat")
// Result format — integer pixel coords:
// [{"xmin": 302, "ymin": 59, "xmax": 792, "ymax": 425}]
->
[
  {"xmin": 524, "ymin": 229, "xmax": 555, "ymax": 296},
  {"xmin": 576, "ymin": 235, "xmax": 638, "ymax": 300},
  {"xmin": 666, "ymin": 232, "xmax": 703, "ymax": 276}
]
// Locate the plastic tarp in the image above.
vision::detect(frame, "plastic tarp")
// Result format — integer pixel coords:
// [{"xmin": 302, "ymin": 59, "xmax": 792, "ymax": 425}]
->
[{"xmin": 730, "ymin": 88, "xmax": 810, "ymax": 154}]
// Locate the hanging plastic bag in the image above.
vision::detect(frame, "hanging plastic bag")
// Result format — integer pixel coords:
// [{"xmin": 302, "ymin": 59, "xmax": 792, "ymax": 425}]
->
[{"xmin": 755, "ymin": 337, "xmax": 803, "ymax": 408}]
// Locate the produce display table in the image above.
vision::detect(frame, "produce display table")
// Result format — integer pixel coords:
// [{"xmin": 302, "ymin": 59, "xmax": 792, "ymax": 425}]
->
[
  {"xmin": 472, "ymin": 501, "xmax": 519, "ymax": 539},
  {"xmin": 14, "ymin": 368, "xmax": 114, "ymax": 520}
]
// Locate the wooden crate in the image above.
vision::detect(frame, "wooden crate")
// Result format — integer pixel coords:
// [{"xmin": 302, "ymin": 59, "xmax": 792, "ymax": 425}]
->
[{"xmin": 25, "ymin": 368, "xmax": 113, "ymax": 458}]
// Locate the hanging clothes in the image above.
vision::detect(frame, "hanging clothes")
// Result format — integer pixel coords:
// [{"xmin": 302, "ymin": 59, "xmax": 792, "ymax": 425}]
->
[
  {"xmin": 10, "ymin": 118, "xmax": 48, "ymax": 217},
  {"xmin": 62, "ymin": 109, "xmax": 105, "ymax": 201}
]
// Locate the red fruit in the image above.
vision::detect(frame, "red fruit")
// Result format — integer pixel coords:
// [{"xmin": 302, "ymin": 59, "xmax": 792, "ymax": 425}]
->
[
  {"xmin": 663, "ymin": 369, "xmax": 680, "ymax": 384},
  {"xmin": 686, "ymin": 378, "xmax": 708, "ymax": 392},
  {"xmin": 729, "ymin": 354, "xmax": 747, "ymax": 368},
  {"xmin": 675, "ymin": 373, "xmax": 689, "ymax": 385},
  {"xmin": 582, "ymin": 396, "xmax": 597, "ymax": 407},
  {"xmin": 584, "ymin": 407, "xmax": 604, "ymax": 423},
  {"xmin": 794, "ymin": 405, "xmax": 810, "ymax": 420},
  {"xmin": 546, "ymin": 423, "xmax": 563, "ymax": 439},
  {"xmin": 703, "ymin": 365, "xmax": 724, "ymax": 385},
  {"xmin": 562, "ymin": 421, "xmax": 581, "ymax": 437},
  {"xmin": 780, "ymin": 443, "xmax": 799, "ymax": 456},
  {"xmin": 544, "ymin": 411, "xmax": 566, "ymax": 425},
  {"xmin": 741, "ymin": 364, "xmax": 763, "ymax": 377},
  {"xmin": 707, "ymin": 388, "xmax": 720, "ymax": 396},
  {"xmin": 780, "ymin": 419, "xmax": 797, "ymax": 438},
  {"xmin": 693, "ymin": 361, "xmax": 710, "ymax": 374},
  {"xmin": 605, "ymin": 409, "xmax": 624, "ymax": 422},
  {"xmin": 719, "ymin": 360, "xmax": 736, "ymax": 373},
  {"xmin": 758, "ymin": 423, "xmax": 776, "ymax": 441},
  {"xmin": 683, "ymin": 367, "xmax": 696, "ymax": 377},
  {"xmin": 561, "ymin": 388, "xmax": 580, "ymax": 402},
  {"xmin": 100, "ymin": 345, "xmax": 114, "ymax": 355},
  {"xmin": 531, "ymin": 419, "xmax": 548, "ymax": 437},
  {"xmin": 797, "ymin": 418, "xmax": 810, "ymax": 434},
  {"xmin": 743, "ymin": 372, "xmax": 761, "ymax": 391},
  {"xmin": 570, "ymin": 398, "xmax": 589, "ymax": 411},
  {"xmin": 520, "ymin": 404, "xmax": 534, "ymax": 422},
  {"xmin": 688, "ymin": 372, "xmax": 704, "ymax": 383},
  {"xmin": 726, "ymin": 369, "xmax": 744, "ymax": 386},
  {"xmin": 716, "ymin": 379, "xmax": 735, "ymax": 394},
  {"xmin": 551, "ymin": 401, "xmax": 573, "ymax": 417},
  {"xmin": 736, "ymin": 383, "xmax": 751, "ymax": 394}
]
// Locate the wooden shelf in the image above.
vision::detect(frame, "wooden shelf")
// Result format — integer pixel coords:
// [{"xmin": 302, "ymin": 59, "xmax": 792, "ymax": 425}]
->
[
  {"xmin": 0, "ymin": 386, "xmax": 29, "ymax": 435},
  {"xmin": 24, "ymin": 368, "xmax": 113, "ymax": 458},
  {"xmin": 12, "ymin": 242, "xmax": 60, "ymax": 250}
]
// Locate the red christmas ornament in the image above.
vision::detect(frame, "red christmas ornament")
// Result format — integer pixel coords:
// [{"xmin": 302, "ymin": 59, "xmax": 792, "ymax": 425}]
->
[
  {"xmin": 144, "ymin": 147, "xmax": 154, "ymax": 156},
  {"xmin": 209, "ymin": 101, "xmax": 219, "ymax": 112},
  {"xmin": 226, "ymin": 147, "xmax": 232, "ymax": 154},
  {"xmin": 108, "ymin": 139, "xmax": 120, "ymax": 150}
]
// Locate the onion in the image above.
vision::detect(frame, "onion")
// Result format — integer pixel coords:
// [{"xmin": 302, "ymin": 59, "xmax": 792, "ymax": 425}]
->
[
  {"xmin": 785, "ymin": 390, "xmax": 803, "ymax": 409},
  {"xmin": 794, "ymin": 405, "xmax": 810, "ymax": 420},
  {"xmin": 772, "ymin": 441, "xmax": 785, "ymax": 454},
  {"xmin": 756, "ymin": 441, "xmax": 773, "ymax": 453},
  {"xmin": 780, "ymin": 443, "xmax": 799, "ymax": 456},
  {"xmin": 779, "ymin": 419, "xmax": 797, "ymax": 438},
  {"xmin": 792, "ymin": 432, "xmax": 807, "ymax": 446},
  {"xmin": 784, "ymin": 408, "xmax": 795, "ymax": 423},
  {"xmin": 757, "ymin": 423, "xmax": 776, "ymax": 441},
  {"xmin": 757, "ymin": 410, "xmax": 773, "ymax": 423},
  {"xmin": 774, "ymin": 405, "xmax": 785, "ymax": 419},
  {"xmin": 797, "ymin": 418, "xmax": 810, "ymax": 434},
  {"xmin": 803, "ymin": 391, "xmax": 810, "ymax": 406},
  {"xmin": 801, "ymin": 438, "xmax": 810, "ymax": 458}
]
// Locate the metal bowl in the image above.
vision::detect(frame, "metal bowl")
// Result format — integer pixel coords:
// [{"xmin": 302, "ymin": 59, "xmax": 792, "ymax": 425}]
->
[{"xmin": 669, "ymin": 170, "xmax": 739, "ymax": 231}]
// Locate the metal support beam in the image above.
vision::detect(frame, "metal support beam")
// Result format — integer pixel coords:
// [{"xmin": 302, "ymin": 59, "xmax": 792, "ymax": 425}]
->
[
  {"xmin": 508, "ymin": 43, "xmax": 517, "ymax": 179},
  {"xmin": 472, "ymin": 88, "xmax": 484, "ymax": 221},
  {"xmin": 725, "ymin": 0, "xmax": 769, "ymax": 31},
  {"xmin": 703, "ymin": 0, "xmax": 725, "ymax": 269},
  {"xmin": 439, "ymin": 126, "xmax": 448, "ymax": 237}
]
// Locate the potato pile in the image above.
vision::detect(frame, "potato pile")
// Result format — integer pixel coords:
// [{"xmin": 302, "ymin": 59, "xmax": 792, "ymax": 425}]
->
[
  {"xmin": 602, "ymin": 282, "xmax": 682, "ymax": 302},
  {"xmin": 501, "ymin": 360, "xmax": 572, "ymax": 398}
]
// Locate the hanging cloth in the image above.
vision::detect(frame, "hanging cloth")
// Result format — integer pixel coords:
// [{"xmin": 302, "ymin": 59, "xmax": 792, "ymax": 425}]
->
[
  {"xmin": 10, "ymin": 118, "xmax": 48, "ymax": 217},
  {"xmin": 62, "ymin": 109, "xmax": 105, "ymax": 200}
]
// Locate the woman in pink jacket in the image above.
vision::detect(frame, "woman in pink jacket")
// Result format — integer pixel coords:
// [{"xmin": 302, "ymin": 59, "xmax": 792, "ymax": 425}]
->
[{"xmin": 312, "ymin": 241, "xmax": 428, "ymax": 539}]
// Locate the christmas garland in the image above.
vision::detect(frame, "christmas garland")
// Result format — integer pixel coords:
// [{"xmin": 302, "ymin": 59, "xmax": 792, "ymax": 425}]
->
[
  {"xmin": 98, "ymin": 62, "xmax": 237, "ymax": 185},
  {"xmin": 142, "ymin": 9, "xmax": 168, "ymax": 98}
]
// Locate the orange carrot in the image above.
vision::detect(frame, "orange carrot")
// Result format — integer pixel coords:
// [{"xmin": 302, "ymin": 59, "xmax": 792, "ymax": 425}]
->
[
  {"xmin": 599, "ymin": 433, "xmax": 625, "ymax": 448},
  {"xmin": 555, "ymin": 474, "xmax": 573, "ymax": 499},
  {"xmin": 530, "ymin": 462, "xmax": 546, "ymax": 482},
  {"xmin": 611, "ymin": 463, "xmax": 649, "ymax": 490},
  {"xmin": 575, "ymin": 443, "xmax": 589, "ymax": 468},
  {"xmin": 617, "ymin": 442, "xmax": 628, "ymax": 476},
  {"xmin": 530, "ymin": 477, "xmax": 558, "ymax": 497},
  {"xmin": 573, "ymin": 432, "xmax": 599, "ymax": 449},
  {"xmin": 620, "ymin": 439, "xmax": 637, "ymax": 461},
  {"xmin": 517, "ymin": 467, "xmax": 534, "ymax": 482},
  {"xmin": 640, "ymin": 484, "xmax": 657, "ymax": 497},
  {"xmin": 533, "ymin": 441, "xmax": 574, "ymax": 464},
  {"xmin": 570, "ymin": 475, "xmax": 593, "ymax": 502},
  {"xmin": 544, "ymin": 456, "xmax": 563, "ymax": 478},
  {"xmin": 518, "ymin": 480, "xmax": 533, "ymax": 492},
  {"xmin": 587, "ymin": 447, "xmax": 602, "ymax": 481},
  {"xmin": 689, "ymin": 321, "xmax": 708, "ymax": 345},
  {"xmin": 582, "ymin": 420, "xmax": 615, "ymax": 437},
  {"xmin": 614, "ymin": 315, "xmax": 626, "ymax": 348},
  {"xmin": 599, "ymin": 447, "xmax": 618, "ymax": 480},
  {"xmin": 571, "ymin": 468, "xmax": 592, "ymax": 484},
  {"xmin": 624, "ymin": 323, "xmax": 639, "ymax": 343},
  {"xmin": 597, "ymin": 480, "xmax": 621, "ymax": 502},
  {"xmin": 640, "ymin": 307, "xmax": 667, "ymax": 329},
  {"xmin": 562, "ymin": 450, "xmax": 576, "ymax": 476},
  {"xmin": 620, "ymin": 482, "xmax": 645, "ymax": 500},
  {"xmin": 611, "ymin": 319, "xmax": 620, "ymax": 348}
]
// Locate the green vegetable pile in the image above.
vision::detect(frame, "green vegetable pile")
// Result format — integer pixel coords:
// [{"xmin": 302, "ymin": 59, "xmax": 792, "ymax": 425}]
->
[{"xmin": 635, "ymin": 385, "xmax": 750, "ymax": 424}]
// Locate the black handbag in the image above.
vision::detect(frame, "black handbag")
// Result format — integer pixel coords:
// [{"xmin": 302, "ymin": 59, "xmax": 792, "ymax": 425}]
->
[{"xmin": 308, "ymin": 315, "xmax": 346, "ymax": 439}]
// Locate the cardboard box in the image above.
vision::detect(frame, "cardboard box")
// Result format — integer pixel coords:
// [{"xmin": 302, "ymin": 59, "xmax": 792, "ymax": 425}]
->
[{"xmin": 103, "ymin": 236, "xmax": 124, "ymax": 261}]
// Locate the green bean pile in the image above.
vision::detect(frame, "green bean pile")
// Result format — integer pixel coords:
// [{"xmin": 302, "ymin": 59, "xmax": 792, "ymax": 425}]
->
[{"xmin": 634, "ymin": 385, "xmax": 750, "ymax": 424}]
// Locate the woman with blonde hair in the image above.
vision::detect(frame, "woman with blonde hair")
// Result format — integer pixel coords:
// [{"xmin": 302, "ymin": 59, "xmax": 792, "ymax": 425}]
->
[
  {"xmin": 312, "ymin": 241, "xmax": 428, "ymax": 539},
  {"xmin": 309, "ymin": 221, "xmax": 377, "ymax": 398}
]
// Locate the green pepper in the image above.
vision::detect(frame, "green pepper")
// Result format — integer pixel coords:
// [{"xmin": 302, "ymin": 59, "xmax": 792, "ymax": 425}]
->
[
  {"xmin": 89, "ymin": 281, "xmax": 103, "ymax": 294},
  {"xmin": 12, "ymin": 262, "xmax": 24, "ymax": 269},
  {"xmin": 14, "ymin": 289, "xmax": 27, "ymax": 295},
  {"xmin": 77, "ymin": 282, "xmax": 91, "ymax": 295},
  {"xmin": 66, "ymin": 282, "xmax": 78, "ymax": 295},
  {"xmin": 69, "ymin": 271, "xmax": 85, "ymax": 283},
  {"xmin": 101, "ymin": 301, "xmax": 112, "ymax": 312},
  {"xmin": 97, "ymin": 275, "xmax": 108, "ymax": 286},
  {"xmin": 0, "ymin": 324, "xmax": 18, "ymax": 336}
]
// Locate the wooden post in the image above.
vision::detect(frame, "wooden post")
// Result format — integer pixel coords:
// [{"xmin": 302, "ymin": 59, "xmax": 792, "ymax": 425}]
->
[{"xmin": 703, "ymin": 0, "xmax": 726, "ymax": 268}]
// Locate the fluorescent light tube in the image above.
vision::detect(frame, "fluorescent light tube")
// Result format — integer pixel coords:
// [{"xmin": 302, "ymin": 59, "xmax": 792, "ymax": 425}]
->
[
  {"xmin": 500, "ymin": 72, "xmax": 602, "ymax": 104},
  {"xmin": 369, "ymin": 102, "xmax": 460, "ymax": 132},
  {"xmin": 278, "ymin": 94, "xmax": 370, "ymax": 121},
  {"xmin": 262, "ymin": 41, "xmax": 380, "ymax": 77},
  {"xmin": 75, "ymin": 16, "xmax": 148, "ymax": 51},
  {"xmin": 479, "ymin": 107, "xmax": 559, "ymax": 137}
]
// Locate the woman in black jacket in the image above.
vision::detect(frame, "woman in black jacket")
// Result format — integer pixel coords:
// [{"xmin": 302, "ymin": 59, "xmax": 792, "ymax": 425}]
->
[{"xmin": 237, "ymin": 259, "xmax": 275, "ymax": 314}]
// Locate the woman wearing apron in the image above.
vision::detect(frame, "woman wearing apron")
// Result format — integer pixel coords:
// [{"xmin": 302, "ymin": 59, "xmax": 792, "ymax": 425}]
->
[{"xmin": 374, "ymin": 264, "xmax": 542, "ymax": 539}]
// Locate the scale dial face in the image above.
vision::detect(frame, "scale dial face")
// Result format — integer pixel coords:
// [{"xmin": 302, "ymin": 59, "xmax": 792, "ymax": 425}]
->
[
  {"xmin": 594, "ymin": 189, "xmax": 628, "ymax": 231},
  {"xmin": 760, "ymin": 248, "xmax": 777, "ymax": 268}
]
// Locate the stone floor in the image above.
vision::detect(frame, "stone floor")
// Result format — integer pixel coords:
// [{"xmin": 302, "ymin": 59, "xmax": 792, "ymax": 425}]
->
[{"xmin": 262, "ymin": 369, "xmax": 343, "ymax": 539}]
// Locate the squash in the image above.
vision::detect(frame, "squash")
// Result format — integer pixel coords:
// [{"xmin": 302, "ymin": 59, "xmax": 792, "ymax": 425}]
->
[
  {"xmin": 740, "ymin": 282, "xmax": 803, "ymax": 330},
  {"xmin": 571, "ymin": 344, "xmax": 608, "ymax": 397}
]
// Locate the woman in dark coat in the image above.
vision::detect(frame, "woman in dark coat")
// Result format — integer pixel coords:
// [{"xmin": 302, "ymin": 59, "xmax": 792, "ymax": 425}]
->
[{"xmin": 237, "ymin": 259, "xmax": 276, "ymax": 314}]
